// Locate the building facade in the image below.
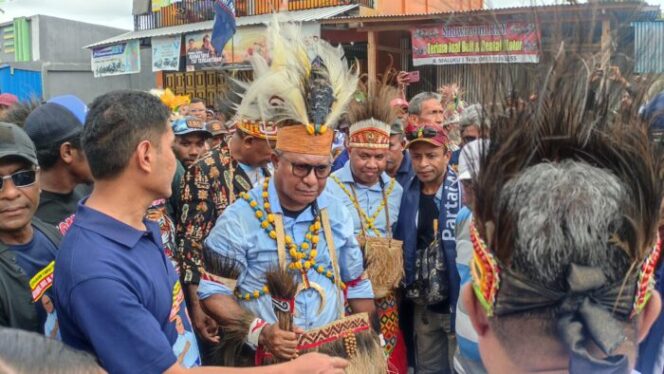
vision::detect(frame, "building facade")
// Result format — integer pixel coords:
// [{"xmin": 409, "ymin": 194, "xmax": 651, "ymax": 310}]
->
[{"xmin": 0, "ymin": 15, "xmax": 155, "ymax": 102}]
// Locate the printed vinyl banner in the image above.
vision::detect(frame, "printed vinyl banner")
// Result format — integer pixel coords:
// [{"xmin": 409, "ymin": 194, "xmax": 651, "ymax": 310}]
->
[
  {"xmin": 185, "ymin": 31, "xmax": 224, "ymax": 71},
  {"xmin": 91, "ymin": 40, "xmax": 141, "ymax": 78},
  {"xmin": 152, "ymin": 35, "xmax": 181, "ymax": 72},
  {"xmin": 411, "ymin": 23, "xmax": 540, "ymax": 66},
  {"xmin": 185, "ymin": 24, "xmax": 320, "ymax": 71}
]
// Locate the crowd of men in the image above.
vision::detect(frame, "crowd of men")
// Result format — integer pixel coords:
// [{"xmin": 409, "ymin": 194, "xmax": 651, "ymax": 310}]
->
[{"xmin": 1, "ymin": 17, "xmax": 664, "ymax": 374}]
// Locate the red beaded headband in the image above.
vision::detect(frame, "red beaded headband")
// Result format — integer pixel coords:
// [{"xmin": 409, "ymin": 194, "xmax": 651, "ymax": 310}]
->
[{"xmin": 469, "ymin": 220, "xmax": 662, "ymax": 318}]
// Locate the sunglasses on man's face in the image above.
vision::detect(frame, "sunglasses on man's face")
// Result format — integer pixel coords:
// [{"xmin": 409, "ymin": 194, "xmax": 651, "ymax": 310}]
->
[
  {"xmin": 281, "ymin": 154, "xmax": 332, "ymax": 179},
  {"xmin": 0, "ymin": 169, "xmax": 38, "ymax": 191},
  {"xmin": 405, "ymin": 126, "xmax": 439, "ymax": 141}
]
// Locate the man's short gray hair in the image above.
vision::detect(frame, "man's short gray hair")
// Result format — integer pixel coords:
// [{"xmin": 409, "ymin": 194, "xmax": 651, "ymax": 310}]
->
[
  {"xmin": 459, "ymin": 103, "xmax": 491, "ymax": 131},
  {"xmin": 408, "ymin": 92, "xmax": 441, "ymax": 115},
  {"xmin": 500, "ymin": 160, "xmax": 630, "ymax": 288}
]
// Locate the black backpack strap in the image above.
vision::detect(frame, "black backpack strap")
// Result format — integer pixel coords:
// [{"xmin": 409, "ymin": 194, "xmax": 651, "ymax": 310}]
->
[{"xmin": 31, "ymin": 217, "xmax": 62, "ymax": 248}]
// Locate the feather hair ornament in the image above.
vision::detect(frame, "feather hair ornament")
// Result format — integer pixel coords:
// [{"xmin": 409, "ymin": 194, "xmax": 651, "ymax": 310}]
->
[
  {"xmin": 238, "ymin": 15, "xmax": 359, "ymax": 139},
  {"xmin": 347, "ymin": 69, "xmax": 401, "ymax": 126},
  {"xmin": 474, "ymin": 49, "xmax": 662, "ymax": 264}
]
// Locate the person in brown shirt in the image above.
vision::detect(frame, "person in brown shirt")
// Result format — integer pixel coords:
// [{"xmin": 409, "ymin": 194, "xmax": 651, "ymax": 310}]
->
[{"xmin": 176, "ymin": 119, "xmax": 275, "ymax": 346}]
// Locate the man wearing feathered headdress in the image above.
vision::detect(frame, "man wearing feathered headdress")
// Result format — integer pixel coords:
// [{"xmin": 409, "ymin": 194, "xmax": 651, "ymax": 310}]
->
[
  {"xmin": 195, "ymin": 18, "xmax": 383, "ymax": 370},
  {"xmin": 325, "ymin": 83, "xmax": 407, "ymax": 373},
  {"xmin": 463, "ymin": 58, "xmax": 662, "ymax": 374}
]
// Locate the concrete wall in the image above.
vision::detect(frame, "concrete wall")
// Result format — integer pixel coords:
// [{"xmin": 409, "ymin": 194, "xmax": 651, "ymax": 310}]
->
[
  {"xmin": 41, "ymin": 48, "xmax": 155, "ymax": 103},
  {"xmin": 0, "ymin": 15, "xmax": 157, "ymax": 102},
  {"xmin": 36, "ymin": 15, "xmax": 128, "ymax": 63}
]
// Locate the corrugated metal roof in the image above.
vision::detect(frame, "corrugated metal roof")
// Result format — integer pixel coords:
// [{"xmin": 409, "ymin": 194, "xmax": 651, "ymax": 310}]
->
[
  {"xmin": 634, "ymin": 21, "xmax": 664, "ymax": 74},
  {"xmin": 85, "ymin": 4, "xmax": 359, "ymax": 49},
  {"xmin": 321, "ymin": 2, "xmax": 659, "ymax": 24}
]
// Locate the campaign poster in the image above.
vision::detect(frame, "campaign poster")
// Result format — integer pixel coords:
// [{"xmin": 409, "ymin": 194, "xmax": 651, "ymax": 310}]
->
[{"xmin": 185, "ymin": 31, "xmax": 224, "ymax": 71}]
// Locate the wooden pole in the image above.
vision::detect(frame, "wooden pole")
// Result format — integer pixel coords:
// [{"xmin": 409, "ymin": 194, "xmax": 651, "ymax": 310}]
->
[
  {"xmin": 600, "ymin": 18, "xmax": 611, "ymax": 68},
  {"xmin": 368, "ymin": 30, "xmax": 377, "ymax": 98}
]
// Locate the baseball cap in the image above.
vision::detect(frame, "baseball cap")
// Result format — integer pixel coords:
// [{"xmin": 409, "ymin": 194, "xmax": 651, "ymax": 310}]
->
[
  {"xmin": 206, "ymin": 120, "xmax": 234, "ymax": 136},
  {"xmin": 24, "ymin": 102, "xmax": 84, "ymax": 150},
  {"xmin": 458, "ymin": 139, "xmax": 489, "ymax": 180},
  {"xmin": 404, "ymin": 122, "xmax": 449, "ymax": 149},
  {"xmin": 390, "ymin": 119, "xmax": 404, "ymax": 135},
  {"xmin": 172, "ymin": 116, "xmax": 212, "ymax": 137},
  {"xmin": 0, "ymin": 93, "xmax": 18, "ymax": 108},
  {"xmin": 48, "ymin": 95, "xmax": 88, "ymax": 125},
  {"xmin": 0, "ymin": 122, "xmax": 38, "ymax": 165}
]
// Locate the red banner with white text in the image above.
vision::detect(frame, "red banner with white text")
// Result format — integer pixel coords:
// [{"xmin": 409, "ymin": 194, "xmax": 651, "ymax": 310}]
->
[{"xmin": 411, "ymin": 22, "xmax": 541, "ymax": 66}]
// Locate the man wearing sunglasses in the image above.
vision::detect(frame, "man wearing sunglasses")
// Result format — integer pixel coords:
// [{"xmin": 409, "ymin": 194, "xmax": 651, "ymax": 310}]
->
[
  {"xmin": 0, "ymin": 122, "xmax": 62, "ymax": 338},
  {"xmin": 395, "ymin": 123, "xmax": 462, "ymax": 374},
  {"xmin": 199, "ymin": 124, "xmax": 374, "ymax": 362}
]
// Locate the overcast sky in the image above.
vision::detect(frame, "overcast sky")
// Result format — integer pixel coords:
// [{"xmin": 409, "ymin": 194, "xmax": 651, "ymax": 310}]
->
[{"xmin": 0, "ymin": 0, "xmax": 661, "ymax": 31}]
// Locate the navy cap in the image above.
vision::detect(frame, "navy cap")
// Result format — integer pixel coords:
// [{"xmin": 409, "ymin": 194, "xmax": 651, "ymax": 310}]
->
[
  {"xmin": 47, "ymin": 95, "xmax": 88, "ymax": 125},
  {"xmin": 24, "ymin": 102, "xmax": 83, "ymax": 150},
  {"xmin": 0, "ymin": 122, "xmax": 38, "ymax": 166},
  {"xmin": 172, "ymin": 116, "xmax": 212, "ymax": 137}
]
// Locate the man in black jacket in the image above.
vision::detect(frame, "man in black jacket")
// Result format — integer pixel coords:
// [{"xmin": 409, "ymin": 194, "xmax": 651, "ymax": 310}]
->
[{"xmin": 0, "ymin": 122, "xmax": 61, "ymax": 337}]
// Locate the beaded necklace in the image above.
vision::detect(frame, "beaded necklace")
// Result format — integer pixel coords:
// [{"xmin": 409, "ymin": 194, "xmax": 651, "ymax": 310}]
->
[
  {"xmin": 330, "ymin": 175, "xmax": 396, "ymax": 237},
  {"xmin": 235, "ymin": 178, "xmax": 344, "ymax": 301}
]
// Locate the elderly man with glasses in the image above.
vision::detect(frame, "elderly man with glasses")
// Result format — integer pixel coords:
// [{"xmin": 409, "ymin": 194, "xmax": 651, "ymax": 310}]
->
[
  {"xmin": 197, "ymin": 129, "xmax": 374, "ymax": 362},
  {"xmin": 0, "ymin": 122, "xmax": 63, "ymax": 337},
  {"xmin": 195, "ymin": 19, "xmax": 375, "ymax": 367}
]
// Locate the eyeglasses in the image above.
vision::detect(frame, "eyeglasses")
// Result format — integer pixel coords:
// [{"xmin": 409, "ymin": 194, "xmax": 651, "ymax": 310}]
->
[
  {"xmin": 280, "ymin": 154, "xmax": 332, "ymax": 179},
  {"xmin": 405, "ymin": 126, "xmax": 439, "ymax": 141},
  {"xmin": 463, "ymin": 135, "xmax": 478, "ymax": 144},
  {"xmin": 0, "ymin": 169, "xmax": 38, "ymax": 191}
]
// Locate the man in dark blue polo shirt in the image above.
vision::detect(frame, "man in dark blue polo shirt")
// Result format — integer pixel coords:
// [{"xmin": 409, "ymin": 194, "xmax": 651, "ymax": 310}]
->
[{"xmin": 54, "ymin": 90, "xmax": 347, "ymax": 374}]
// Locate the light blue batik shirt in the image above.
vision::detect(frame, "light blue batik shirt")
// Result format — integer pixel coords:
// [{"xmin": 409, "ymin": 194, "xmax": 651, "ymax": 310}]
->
[
  {"xmin": 199, "ymin": 178, "xmax": 373, "ymax": 330},
  {"xmin": 325, "ymin": 162, "xmax": 403, "ymax": 238}
]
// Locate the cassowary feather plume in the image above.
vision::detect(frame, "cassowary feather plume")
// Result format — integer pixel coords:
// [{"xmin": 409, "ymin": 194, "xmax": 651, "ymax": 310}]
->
[{"xmin": 473, "ymin": 43, "xmax": 663, "ymax": 269}]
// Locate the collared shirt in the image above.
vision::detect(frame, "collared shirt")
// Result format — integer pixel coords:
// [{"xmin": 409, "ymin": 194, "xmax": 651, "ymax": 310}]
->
[
  {"xmin": 54, "ymin": 203, "xmax": 200, "ymax": 374},
  {"xmin": 198, "ymin": 178, "xmax": 373, "ymax": 330},
  {"xmin": 331, "ymin": 149, "xmax": 349, "ymax": 172},
  {"xmin": 325, "ymin": 162, "xmax": 403, "ymax": 238},
  {"xmin": 176, "ymin": 145, "xmax": 269, "ymax": 285},
  {"xmin": 395, "ymin": 151, "xmax": 415, "ymax": 188},
  {"xmin": 238, "ymin": 162, "xmax": 269, "ymax": 186}
]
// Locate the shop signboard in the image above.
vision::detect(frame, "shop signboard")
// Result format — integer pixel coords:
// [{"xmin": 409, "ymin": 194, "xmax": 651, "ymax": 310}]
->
[
  {"xmin": 152, "ymin": 35, "xmax": 181, "ymax": 72},
  {"xmin": 91, "ymin": 40, "xmax": 141, "ymax": 78},
  {"xmin": 411, "ymin": 22, "xmax": 540, "ymax": 66}
]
